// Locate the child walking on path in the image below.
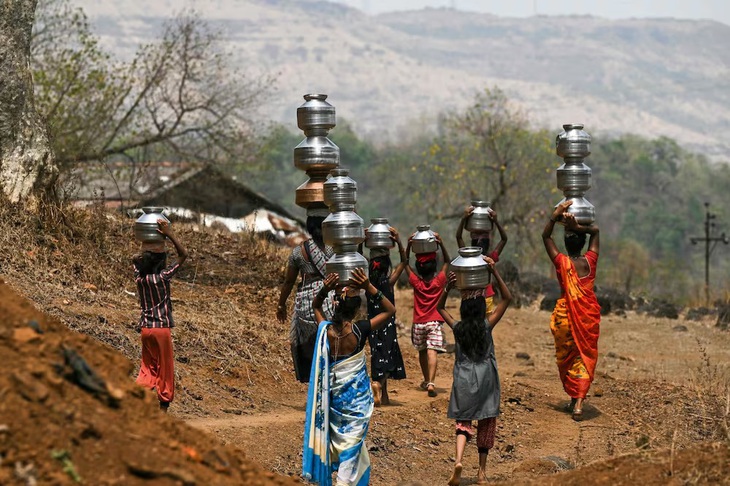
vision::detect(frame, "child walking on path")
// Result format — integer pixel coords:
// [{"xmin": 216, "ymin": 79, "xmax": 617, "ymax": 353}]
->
[
  {"xmin": 405, "ymin": 232, "xmax": 450, "ymax": 397},
  {"xmin": 133, "ymin": 219, "xmax": 188, "ymax": 412},
  {"xmin": 437, "ymin": 257, "xmax": 512, "ymax": 486}
]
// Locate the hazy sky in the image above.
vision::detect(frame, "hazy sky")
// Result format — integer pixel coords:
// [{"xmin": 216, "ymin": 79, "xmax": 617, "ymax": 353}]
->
[{"xmin": 332, "ymin": 0, "xmax": 730, "ymax": 26}]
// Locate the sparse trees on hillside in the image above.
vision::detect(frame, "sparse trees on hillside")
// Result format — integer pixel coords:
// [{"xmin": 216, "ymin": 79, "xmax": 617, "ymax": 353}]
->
[
  {"xmin": 32, "ymin": 0, "xmax": 272, "ymax": 176},
  {"xmin": 384, "ymin": 88, "xmax": 556, "ymax": 262}
]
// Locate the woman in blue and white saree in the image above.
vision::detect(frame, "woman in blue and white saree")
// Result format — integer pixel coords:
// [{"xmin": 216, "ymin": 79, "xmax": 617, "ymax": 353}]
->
[{"xmin": 303, "ymin": 269, "xmax": 396, "ymax": 486}]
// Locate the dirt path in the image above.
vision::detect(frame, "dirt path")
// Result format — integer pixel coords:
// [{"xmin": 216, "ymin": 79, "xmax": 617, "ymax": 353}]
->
[{"xmin": 184, "ymin": 291, "xmax": 730, "ymax": 485}]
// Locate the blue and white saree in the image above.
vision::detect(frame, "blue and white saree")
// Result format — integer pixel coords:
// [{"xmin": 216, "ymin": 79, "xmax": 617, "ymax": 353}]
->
[{"xmin": 303, "ymin": 321, "xmax": 374, "ymax": 486}]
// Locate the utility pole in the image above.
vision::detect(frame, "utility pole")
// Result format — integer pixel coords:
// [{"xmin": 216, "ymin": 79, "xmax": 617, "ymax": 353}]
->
[{"xmin": 690, "ymin": 202, "xmax": 729, "ymax": 305}]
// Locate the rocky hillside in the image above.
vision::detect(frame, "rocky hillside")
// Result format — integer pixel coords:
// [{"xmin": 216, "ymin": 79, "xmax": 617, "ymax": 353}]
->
[{"xmin": 75, "ymin": 0, "xmax": 730, "ymax": 158}]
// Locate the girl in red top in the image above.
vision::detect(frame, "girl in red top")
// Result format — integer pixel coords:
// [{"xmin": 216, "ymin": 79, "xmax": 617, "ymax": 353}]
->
[{"xmin": 405, "ymin": 232, "xmax": 450, "ymax": 397}]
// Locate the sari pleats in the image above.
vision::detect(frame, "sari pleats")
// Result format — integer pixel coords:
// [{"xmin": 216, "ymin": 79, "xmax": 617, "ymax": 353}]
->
[{"xmin": 550, "ymin": 253, "xmax": 601, "ymax": 399}]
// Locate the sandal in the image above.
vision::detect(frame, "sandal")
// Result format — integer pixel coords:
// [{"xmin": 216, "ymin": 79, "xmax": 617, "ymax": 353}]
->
[
  {"xmin": 419, "ymin": 381, "xmax": 428, "ymax": 391},
  {"xmin": 427, "ymin": 382, "xmax": 437, "ymax": 397}
]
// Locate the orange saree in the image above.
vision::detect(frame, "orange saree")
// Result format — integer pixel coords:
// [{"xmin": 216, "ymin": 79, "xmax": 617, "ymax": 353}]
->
[{"xmin": 549, "ymin": 251, "xmax": 601, "ymax": 399}]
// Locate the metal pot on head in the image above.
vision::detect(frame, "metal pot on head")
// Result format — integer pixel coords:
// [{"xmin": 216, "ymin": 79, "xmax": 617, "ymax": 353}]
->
[
  {"xmin": 450, "ymin": 246, "xmax": 490, "ymax": 290},
  {"xmin": 365, "ymin": 218, "xmax": 394, "ymax": 249},
  {"xmin": 465, "ymin": 200, "xmax": 494, "ymax": 233},
  {"xmin": 134, "ymin": 207, "xmax": 170, "ymax": 243},
  {"xmin": 326, "ymin": 245, "xmax": 368, "ymax": 285},
  {"xmin": 412, "ymin": 224, "xmax": 438, "ymax": 254},
  {"xmin": 322, "ymin": 206, "xmax": 365, "ymax": 247}
]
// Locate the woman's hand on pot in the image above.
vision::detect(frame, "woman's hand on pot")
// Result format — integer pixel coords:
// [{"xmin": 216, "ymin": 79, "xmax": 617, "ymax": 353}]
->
[
  {"xmin": 348, "ymin": 268, "xmax": 370, "ymax": 289},
  {"xmin": 483, "ymin": 256, "xmax": 496, "ymax": 272},
  {"xmin": 323, "ymin": 273, "xmax": 339, "ymax": 291},
  {"xmin": 446, "ymin": 271, "xmax": 457, "ymax": 290}
]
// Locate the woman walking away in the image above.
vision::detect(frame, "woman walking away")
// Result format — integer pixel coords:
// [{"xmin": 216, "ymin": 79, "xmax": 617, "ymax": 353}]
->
[
  {"xmin": 366, "ymin": 226, "xmax": 407, "ymax": 407},
  {"xmin": 437, "ymin": 258, "xmax": 512, "ymax": 486},
  {"xmin": 133, "ymin": 219, "xmax": 188, "ymax": 412},
  {"xmin": 405, "ymin": 232, "xmax": 450, "ymax": 397},
  {"xmin": 277, "ymin": 214, "xmax": 335, "ymax": 383},
  {"xmin": 542, "ymin": 200, "xmax": 600, "ymax": 421},
  {"xmin": 456, "ymin": 205, "xmax": 508, "ymax": 314},
  {"xmin": 303, "ymin": 269, "xmax": 396, "ymax": 486}
]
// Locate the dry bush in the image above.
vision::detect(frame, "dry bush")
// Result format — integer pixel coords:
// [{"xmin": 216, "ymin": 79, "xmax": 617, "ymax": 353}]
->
[{"xmin": 686, "ymin": 339, "xmax": 730, "ymax": 442}]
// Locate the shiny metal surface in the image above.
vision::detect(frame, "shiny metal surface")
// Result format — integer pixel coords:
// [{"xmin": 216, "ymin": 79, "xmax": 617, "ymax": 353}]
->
[
  {"xmin": 297, "ymin": 94, "xmax": 336, "ymax": 136},
  {"xmin": 134, "ymin": 207, "xmax": 170, "ymax": 243},
  {"xmin": 326, "ymin": 251, "xmax": 369, "ymax": 285},
  {"xmin": 322, "ymin": 208, "xmax": 365, "ymax": 247},
  {"xmin": 323, "ymin": 168, "xmax": 357, "ymax": 209},
  {"xmin": 465, "ymin": 200, "xmax": 494, "ymax": 233},
  {"xmin": 555, "ymin": 123, "xmax": 595, "ymax": 225},
  {"xmin": 365, "ymin": 218, "xmax": 394, "ymax": 249},
  {"xmin": 556, "ymin": 123, "xmax": 591, "ymax": 160},
  {"xmin": 555, "ymin": 197, "xmax": 595, "ymax": 226},
  {"xmin": 412, "ymin": 224, "xmax": 438, "ymax": 254},
  {"xmin": 556, "ymin": 163, "xmax": 592, "ymax": 194},
  {"xmin": 294, "ymin": 136, "xmax": 340, "ymax": 171},
  {"xmin": 450, "ymin": 246, "xmax": 490, "ymax": 290}
]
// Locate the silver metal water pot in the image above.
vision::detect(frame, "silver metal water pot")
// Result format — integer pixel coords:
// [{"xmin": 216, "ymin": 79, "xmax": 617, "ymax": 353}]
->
[
  {"xmin": 323, "ymin": 168, "xmax": 357, "ymax": 209},
  {"xmin": 556, "ymin": 124, "xmax": 591, "ymax": 160},
  {"xmin": 134, "ymin": 207, "xmax": 170, "ymax": 243},
  {"xmin": 293, "ymin": 136, "xmax": 340, "ymax": 172},
  {"xmin": 297, "ymin": 94, "xmax": 336, "ymax": 136},
  {"xmin": 322, "ymin": 206, "xmax": 365, "ymax": 247},
  {"xmin": 365, "ymin": 218, "xmax": 394, "ymax": 249},
  {"xmin": 556, "ymin": 197, "xmax": 595, "ymax": 226},
  {"xmin": 465, "ymin": 200, "xmax": 494, "ymax": 233},
  {"xmin": 326, "ymin": 245, "xmax": 369, "ymax": 285},
  {"xmin": 450, "ymin": 247, "xmax": 490, "ymax": 290},
  {"xmin": 412, "ymin": 224, "xmax": 438, "ymax": 254}
]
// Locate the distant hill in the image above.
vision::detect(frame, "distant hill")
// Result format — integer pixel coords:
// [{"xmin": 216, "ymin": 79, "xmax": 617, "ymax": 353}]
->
[{"xmin": 74, "ymin": 0, "xmax": 730, "ymax": 159}]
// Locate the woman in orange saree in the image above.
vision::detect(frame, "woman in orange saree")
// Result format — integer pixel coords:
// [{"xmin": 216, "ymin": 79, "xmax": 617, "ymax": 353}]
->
[{"xmin": 542, "ymin": 201, "xmax": 600, "ymax": 421}]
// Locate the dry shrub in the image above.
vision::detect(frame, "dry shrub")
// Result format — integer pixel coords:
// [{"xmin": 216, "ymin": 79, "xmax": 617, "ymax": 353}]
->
[{"xmin": 687, "ymin": 339, "xmax": 730, "ymax": 442}]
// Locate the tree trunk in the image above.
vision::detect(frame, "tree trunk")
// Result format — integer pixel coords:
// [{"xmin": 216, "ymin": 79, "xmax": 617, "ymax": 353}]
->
[{"xmin": 0, "ymin": 0, "xmax": 57, "ymax": 203}]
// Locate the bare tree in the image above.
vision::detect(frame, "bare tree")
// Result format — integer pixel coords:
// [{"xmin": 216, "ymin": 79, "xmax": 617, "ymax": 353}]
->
[
  {"xmin": 32, "ymin": 0, "xmax": 272, "ymax": 175},
  {"xmin": 0, "ymin": 0, "xmax": 57, "ymax": 202}
]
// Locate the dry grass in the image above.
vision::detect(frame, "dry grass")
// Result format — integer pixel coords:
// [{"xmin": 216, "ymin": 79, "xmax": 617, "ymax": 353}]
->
[{"xmin": 0, "ymin": 200, "xmax": 299, "ymax": 415}]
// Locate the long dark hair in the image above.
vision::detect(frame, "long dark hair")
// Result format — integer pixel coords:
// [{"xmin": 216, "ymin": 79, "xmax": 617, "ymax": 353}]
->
[
  {"xmin": 133, "ymin": 251, "xmax": 167, "ymax": 276},
  {"xmin": 453, "ymin": 297, "xmax": 488, "ymax": 362},
  {"xmin": 332, "ymin": 293, "xmax": 362, "ymax": 328}
]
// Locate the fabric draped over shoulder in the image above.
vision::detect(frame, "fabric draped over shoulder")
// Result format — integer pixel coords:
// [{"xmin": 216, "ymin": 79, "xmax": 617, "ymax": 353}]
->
[
  {"xmin": 303, "ymin": 321, "xmax": 373, "ymax": 486},
  {"xmin": 550, "ymin": 251, "xmax": 601, "ymax": 399}
]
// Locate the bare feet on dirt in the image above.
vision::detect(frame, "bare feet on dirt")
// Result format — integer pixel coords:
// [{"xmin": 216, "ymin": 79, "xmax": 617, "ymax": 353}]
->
[
  {"xmin": 372, "ymin": 382, "xmax": 382, "ymax": 407},
  {"xmin": 447, "ymin": 463, "xmax": 462, "ymax": 486}
]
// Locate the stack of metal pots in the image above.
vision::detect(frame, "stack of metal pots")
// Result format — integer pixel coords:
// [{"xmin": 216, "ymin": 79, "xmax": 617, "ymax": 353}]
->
[
  {"xmin": 411, "ymin": 224, "xmax": 438, "ymax": 254},
  {"xmin": 294, "ymin": 94, "xmax": 339, "ymax": 215},
  {"xmin": 322, "ymin": 168, "xmax": 367, "ymax": 284},
  {"xmin": 450, "ymin": 247, "xmax": 490, "ymax": 290},
  {"xmin": 555, "ymin": 124, "xmax": 595, "ymax": 225},
  {"xmin": 465, "ymin": 200, "xmax": 494, "ymax": 234}
]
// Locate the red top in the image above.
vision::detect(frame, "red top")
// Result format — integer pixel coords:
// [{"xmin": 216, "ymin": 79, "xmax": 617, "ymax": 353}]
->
[
  {"xmin": 409, "ymin": 270, "xmax": 447, "ymax": 323},
  {"xmin": 484, "ymin": 250, "xmax": 500, "ymax": 298}
]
